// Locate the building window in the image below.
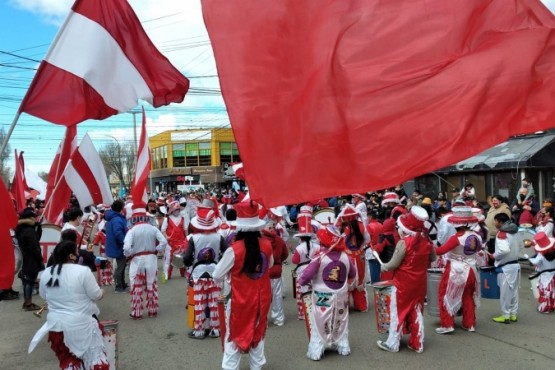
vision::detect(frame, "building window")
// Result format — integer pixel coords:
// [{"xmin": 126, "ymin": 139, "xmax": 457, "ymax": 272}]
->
[
  {"xmin": 185, "ymin": 143, "xmax": 199, "ymax": 166},
  {"xmin": 152, "ymin": 146, "xmax": 168, "ymax": 169},
  {"xmin": 173, "ymin": 143, "xmax": 185, "ymax": 167},
  {"xmin": 199, "ymin": 142, "xmax": 211, "ymax": 166},
  {"xmin": 220, "ymin": 142, "xmax": 240, "ymax": 165}
]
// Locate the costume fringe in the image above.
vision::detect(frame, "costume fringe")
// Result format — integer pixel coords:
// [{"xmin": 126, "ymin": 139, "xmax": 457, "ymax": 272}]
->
[
  {"xmin": 538, "ymin": 278, "xmax": 555, "ymax": 312},
  {"xmin": 146, "ymin": 280, "xmax": 159, "ymax": 316},
  {"xmin": 193, "ymin": 278, "xmax": 221, "ymax": 333},
  {"xmin": 131, "ymin": 273, "xmax": 146, "ymax": 317},
  {"xmin": 82, "ymin": 322, "xmax": 109, "ymax": 370},
  {"xmin": 295, "ymin": 280, "xmax": 304, "ymax": 320},
  {"xmin": 100, "ymin": 261, "xmax": 113, "ymax": 286}
]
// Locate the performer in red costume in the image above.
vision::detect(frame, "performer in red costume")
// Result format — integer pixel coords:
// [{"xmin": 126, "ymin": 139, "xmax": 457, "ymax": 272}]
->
[
  {"xmin": 377, "ymin": 206, "xmax": 435, "ymax": 353},
  {"xmin": 335, "ymin": 204, "xmax": 370, "ymax": 312},
  {"xmin": 213, "ymin": 200, "xmax": 273, "ymax": 370},
  {"xmin": 372, "ymin": 218, "xmax": 399, "ymax": 281},
  {"xmin": 161, "ymin": 201, "xmax": 188, "ymax": 280},
  {"xmin": 435, "ymin": 206, "xmax": 481, "ymax": 334}
]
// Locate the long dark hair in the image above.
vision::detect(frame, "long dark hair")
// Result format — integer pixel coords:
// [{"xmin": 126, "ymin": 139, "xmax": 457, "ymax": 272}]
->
[
  {"xmin": 235, "ymin": 230, "xmax": 262, "ymax": 274},
  {"xmin": 45, "ymin": 240, "xmax": 78, "ymax": 287},
  {"xmin": 300, "ymin": 235, "xmax": 312, "ymax": 254},
  {"xmin": 345, "ymin": 219, "xmax": 364, "ymax": 247}
]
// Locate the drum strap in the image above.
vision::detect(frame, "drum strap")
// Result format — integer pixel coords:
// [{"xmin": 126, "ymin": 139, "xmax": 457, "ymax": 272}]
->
[
  {"xmin": 294, "ymin": 260, "xmax": 310, "ymax": 272},
  {"xmin": 497, "ymin": 260, "xmax": 518, "ymax": 269},
  {"xmin": 528, "ymin": 268, "xmax": 555, "ymax": 280}
]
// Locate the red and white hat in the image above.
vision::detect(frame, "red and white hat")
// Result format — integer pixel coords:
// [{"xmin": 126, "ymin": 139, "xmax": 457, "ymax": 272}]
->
[
  {"xmin": 168, "ymin": 201, "xmax": 180, "ymax": 214},
  {"xmin": 317, "ymin": 225, "xmax": 344, "ymax": 249},
  {"xmin": 471, "ymin": 207, "xmax": 485, "ymax": 222},
  {"xmin": 131, "ymin": 202, "xmax": 147, "ymax": 217},
  {"xmin": 191, "ymin": 206, "xmax": 219, "ymax": 230},
  {"xmin": 352, "ymin": 193, "xmax": 365, "ymax": 200},
  {"xmin": 381, "ymin": 192, "xmax": 400, "ymax": 206},
  {"xmin": 397, "ymin": 205, "xmax": 428, "ymax": 236},
  {"xmin": 448, "ymin": 206, "xmax": 478, "ymax": 226},
  {"xmin": 235, "ymin": 201, "xmax": 266, "ymax": 232},
  {"xmin": 299, "ymin": 205, "xmax": 313, "ymax": 216},
  {"xmin": 533, "ymin": 232, "xmax": 555, "ymax": 254},
  {"xmin": 335, "ymin": 204, "xmax": 360, "ymax": 225}
]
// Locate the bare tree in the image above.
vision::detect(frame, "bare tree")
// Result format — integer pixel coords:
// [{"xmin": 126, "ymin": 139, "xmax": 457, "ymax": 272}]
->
[
  {"xmin": 37, "ymin": 171, "xmax": 49, "ymax": 182},
  {"xmin": 0, "ymin": 128, "xmax": 11, "ymax": 186},
  {"xmin": 99, "ymin": 142, "xmax": 135, "ymax": 193}
]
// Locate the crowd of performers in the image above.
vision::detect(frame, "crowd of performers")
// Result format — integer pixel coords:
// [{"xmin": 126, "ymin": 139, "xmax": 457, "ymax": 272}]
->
[{"xmin": 6, "ymin": 180, "xmax": 555, "ymax": 369}]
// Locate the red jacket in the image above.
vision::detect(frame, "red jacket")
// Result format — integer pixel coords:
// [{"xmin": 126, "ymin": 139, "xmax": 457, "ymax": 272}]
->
[{"xmin": 263, "ymin": 230, "xmax": 289, "ymax": 278}]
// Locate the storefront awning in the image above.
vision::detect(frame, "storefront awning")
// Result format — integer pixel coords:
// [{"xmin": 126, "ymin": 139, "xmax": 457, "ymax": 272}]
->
[{"xmin": 441, "ymin": 134, "xmax": 555, "ymax": 172}]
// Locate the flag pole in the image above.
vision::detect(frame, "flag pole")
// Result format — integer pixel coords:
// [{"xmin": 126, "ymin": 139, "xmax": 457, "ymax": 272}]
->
[{"xmin": 0, "ymin": 112, "xmax": 21, "ymax": 160}]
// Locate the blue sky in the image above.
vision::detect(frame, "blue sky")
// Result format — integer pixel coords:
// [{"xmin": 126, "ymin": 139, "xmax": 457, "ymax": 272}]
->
[
  {"xmin": 0, "ymin": 0, "xmax": 228, "ymax": 173},
  {"xmin": 1, "ymin": 0, "xmax": 555, "ymax": 174}
]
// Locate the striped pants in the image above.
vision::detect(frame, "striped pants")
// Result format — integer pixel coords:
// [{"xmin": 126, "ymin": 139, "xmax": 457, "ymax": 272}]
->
[{"xmin": 192, "ymin": 278, "xmax": 221, "ymax": 336}]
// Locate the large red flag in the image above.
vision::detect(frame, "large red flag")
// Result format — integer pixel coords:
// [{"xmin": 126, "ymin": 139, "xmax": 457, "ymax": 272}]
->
[
  {"xmin": 43, "ymin": 125, "xmax": 77, "ymax": 224},
  {"xmin": 10, "ymin": 150, "xmax": 29, "ymax": 212},
  {"xmin": 0, "ymin": 179, "xmax": 19, "ymax": 290},
  {"xmin": 131, "ymin": 107, "xmax": 152, "ymax": 205},
  {"xmin": 63, "ymin": 134, "xmax": 114, "ymax": 208},
  {"xmin": 19, "ymin": 0, "xmax": 189, "ymax": 126},
  {"xmin": 203, "ymin": 0, "xmax": 555, "ymax": 207}
]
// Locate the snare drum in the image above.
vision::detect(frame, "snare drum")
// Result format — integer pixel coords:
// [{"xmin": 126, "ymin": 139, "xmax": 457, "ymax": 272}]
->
[
  {"xmin": 40, "ymin": 224, "xmax": 61, "ymax": 263},
  {"xmin": 372, "ymin": 280, "xmax": 394, "ymax": 334}
]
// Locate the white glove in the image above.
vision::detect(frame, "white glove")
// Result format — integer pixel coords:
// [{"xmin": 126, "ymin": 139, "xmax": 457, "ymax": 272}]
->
[{"xmin": 523, "ymin": 254, "xmax": 529, "ymax": 260}]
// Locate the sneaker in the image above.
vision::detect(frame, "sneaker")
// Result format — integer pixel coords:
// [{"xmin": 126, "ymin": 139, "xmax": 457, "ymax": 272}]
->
[
  {"xmin": 188, "ymin": 330, "xmax": 206, "ymax": 340},
  {"xmin": 492, "ymin": 315, "xmax": 510, "ymax": 324},
  {"xmin": 510, "ymin": 315, "xmax": 517, "ymax": 322},
  {"xmin": 407, "ymin": 344, "xmax": 423, "ymax": 353},
  {"xmin": 435, "ymin": 327, "xmax": 454, "ymax": 334},
  {"xmin": 461, "ymin": 326, "xmax": 475, "ymax": 332},
  {"xmin": 129, "ymin": 314, "xmax": 142, "ymax": 320},
  {"xmin": 376, "ymin": 340, "xmax": 398, "ymax": 353},
  {"xmin": 208, "ymin": 329, "xmax": 220, "ymax": 338}
]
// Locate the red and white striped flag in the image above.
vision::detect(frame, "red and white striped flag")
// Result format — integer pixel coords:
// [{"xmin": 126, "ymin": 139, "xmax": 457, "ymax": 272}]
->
[
  {"xmin": 43, "ymin": 125, "xmax": 77, "ymax": 224},
  {"xmin": 0, "ymin": 179, "xmax": 18, "ymax": 290},
  {"xmin": 10, "ymin": 150, "xmax": 29, "ymax": 212},
  {"xmin": 19, "ymin": 0, "xmax": 189, "ymax": 126},
  {"xmin": 131, "ymin": 107, "xmax": 152, "ymax": 204},
  {"xmin": 63, "ymin": 134, "xmax": 113, "ymax": 208}
]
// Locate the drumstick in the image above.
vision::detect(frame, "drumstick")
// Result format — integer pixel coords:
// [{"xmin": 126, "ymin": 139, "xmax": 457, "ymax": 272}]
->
[{"xmin": 372, "ymin": 250, "xmax": 385, "ymax": 266}]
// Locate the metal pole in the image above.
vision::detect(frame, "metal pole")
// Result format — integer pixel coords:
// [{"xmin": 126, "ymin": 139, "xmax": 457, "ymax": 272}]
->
[
  {"xmin": 132, "ymin": 111, "xmax": 138, "ymax": 165},
  {"xmin": 0, "ymin": 112, "xmax": 21, "ymax": 160}
]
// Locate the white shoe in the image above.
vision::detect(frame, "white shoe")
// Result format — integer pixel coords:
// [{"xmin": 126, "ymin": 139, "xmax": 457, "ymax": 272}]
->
[
  {"xmin": 435, "ymin": 327, "xmax": 454, "ymax": 334},
  {"xmin": 377, "ymin": 340, "xmax": 398, "ymax": 353},
  {"xmin": 461, "ymin": 325, "xmax": 475, "ymax": 332}
]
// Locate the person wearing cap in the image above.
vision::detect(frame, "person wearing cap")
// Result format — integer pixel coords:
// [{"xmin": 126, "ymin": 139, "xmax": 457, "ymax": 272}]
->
[
  {"xmin": 335, "ymin": 204, "xmax": 371, "ymax": 312},
  {"xmin": 212, "ymin": 200, "xmax": 273, "ymax": 370},
  {"xmin": 376, "ymin": 206, "xmax": 435, "ymax": 353},
  {"xmin": 298, "ymin": 225, "xmax": 355, "ymax": 361},
  {"xmin": 183, "ymin": 205, "xmax": 227, "ymax": 339},
  {"xmin": 161, "ymin": 201, "xmax": 188, "ymax": 281},
  {"xmin": 528, "ymin": 232, "xmax": 555, "ymax": 313},
  {"xmin": 434, "ymin": 206, "xmax": 482, "ymax": 334},
  {"xmin": 381, "ymin": 192, "xmax": 401, "ymax": 220},
  {"xmin": 15, "ymin": 207, "xmax": 44, "ymax": 311},
  {"xmin": 268, "ymin": 206, "xmax": 292, "ymax": 242},
  {"xmin": 291, "ymin": 210, "xmax": 320, "ymax": 320},
  {"xmin": 372, "ymin": 218, "xmax": 398, "ymax": 281},
  {"xmin": 491, "ymin": 212, "xmax": 520, "ymax": 324},
  {"xmin": 123, "ymin": 203, "xmax": 168, "ymax": 319}
]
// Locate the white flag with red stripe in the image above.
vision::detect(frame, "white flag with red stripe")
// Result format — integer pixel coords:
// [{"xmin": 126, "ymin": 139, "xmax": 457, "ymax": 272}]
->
[
  {"xmin": 131, "ymin": 107, "xmax": 151, "ymax": 204},
  {"xmin": 19, "ymin": 0, "xmax": 189, "ymax": 126},
  {"xmin": 63, "ymin": 134, "xmax": 113, "ymax": 208},
  {"xmin": 43, "ymin": 125, "xmax": 78, "ymax": 224}
]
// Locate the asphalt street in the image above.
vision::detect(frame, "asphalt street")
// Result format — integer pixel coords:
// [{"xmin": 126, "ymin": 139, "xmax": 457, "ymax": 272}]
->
[{"xmin": 1, "ymin": 259, "xmax": 553, "ymax": 370}]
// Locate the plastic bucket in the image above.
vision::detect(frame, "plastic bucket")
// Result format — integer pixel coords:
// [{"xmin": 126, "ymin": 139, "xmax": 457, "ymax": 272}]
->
[
  {"xmin": 530, "ymin": 277, "xmax": 539, "ymax": 300},
  {"xmin": 187, "ymin": 285, "xmax": 194, "ymax": 328},
  {"xmin": 426, "ymin": 268, "xmax": 443, "ymax": 317},
  {"xmin": 479, "ymin": 266, "xmax": 500, "ymax": 299},
  {"xmin": 100, "ymin": 320, "xmax": 118, "ymax": 370},
  {"xmin": 368, "ymin": 259, "xmax": 381, "ymax": 284}
]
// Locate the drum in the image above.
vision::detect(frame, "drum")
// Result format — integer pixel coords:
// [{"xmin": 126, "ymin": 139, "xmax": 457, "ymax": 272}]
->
[
  {"xmin": 372, "ymin": 280, "xmax": 393, "ymax": 334},
  {"xmin": 517, "ymin": 225, "xmax": 536, "ymax": 257},
  {"xmin": 40, "ymin": 224, "xmax": 62, "ymax": 263},
  {"xmin": 301, "ymin": 291, "xmax": 313, "ymax": 339},
  {"xmin": 313, "ymin": 207, "xmax": 336, "ymax": 227},
  {"xmin": 368, "ymin": 259, "xmax": 381, "ymax": 284},
  {"xmin": 100, "ymin": 320, "xmax": 118, "ymax": 370},
  {"xmin": 426, "ymin": 268, "xmax": 444, "ymax": 317},
  {"xmin": 479, "ymin": 266, "xmax": 500, "ymax": 299}
]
